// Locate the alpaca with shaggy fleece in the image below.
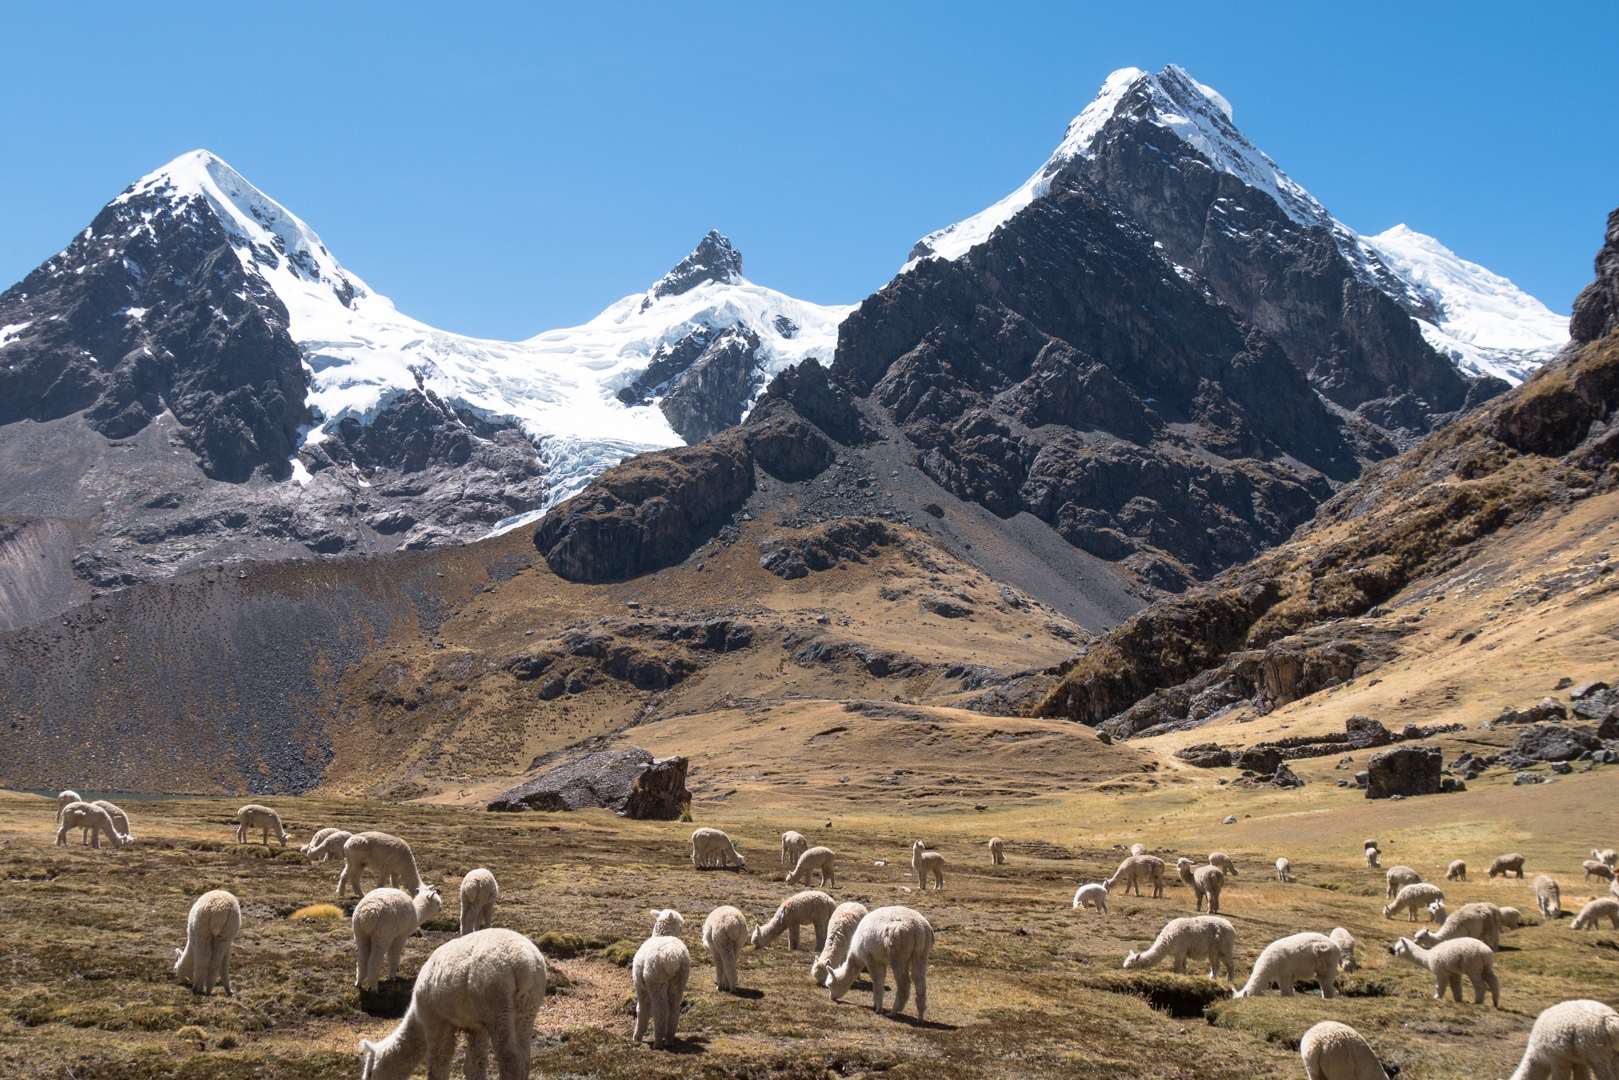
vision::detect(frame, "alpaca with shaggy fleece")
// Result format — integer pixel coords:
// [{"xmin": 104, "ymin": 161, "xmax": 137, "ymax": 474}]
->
[
  {"xmin": 633, "ymin": 910, "xmax": 690, "ymax": 1049},
  {"xmin": 1572, "ymin": 898, "xmax": 1619, "ymax": 931},
  {"xmin": 458, "ymin": 869, "xmax": 498, "ymax": 936},
  {"xmin": 358, "ymin": 927, "xmax": 546, "ymax": 1080},
  {"xmin": 1234, "ymin": 932, "xmax": 1341, "ymax": 999},
  {"xmin": 55, "ymin": 801, "xmax": 125, "ymax": 849},
  {"xmin": 303, "ymin": 828, "xmax": 352, "ymax": 863},
  {"xmin": 785, "ymin": 846, "xmax": 836, "ymax": 888},
  {"xmin": 1535, "ymin": 875, "xmax": 1563, "ymax": 919},
  {"xmin": 1072, "ymin": 883, "xmax": 1109, "ymax": 912},
  {"xmin": 1392, "ymin": 936, "xmax": 1499, "ymax": 1006},
  {"xmin": 55, "ymin": 790, "xmax": 81, "ymax": 823},
  {"xmin": 988, "ymin": 837, "xmax": 1006, "ymax": 865},
  {"xmin": 1490, "ymin": 853, "xmax": 1527, "ymax": 879},
  {"xmin": 1209, "ymin": 851, "xmax": 1238, "ymax": 877},
  {"xmin": 1413, "ymin": 902, "xmax": 1504, "ymax": 951},
  {"xmin": 1176, "ymin": 858, "xmax": 1225, "ymax": 914},
  {"xmin": 827, "ymin": 906, "xmax": 934, "ymax": 1022},
  {"xmin": 702, "ymin": 906, "xmax": 748, "ymax": 992},
  {"xmin": 781, "ymin": 830, "xmax": 808, "ymax": 866},
  {"xmin": 1597, "ymin": 849, "xmax": 1618, "ymax": 869},
  {"xmin": 1276, "ymin": 857, "xmax": 1294, "ymax": 883},
  {"xmin": 1105, "ymin": 854, "xmax": 1165, "ymax": 897},
  {"xmin": 1366, "ymin": 847, "xmax": 1381, "ymax": 869},
  {"xmin": 354, "ymin": 886, "xmax": 444, "ymax": 990},
  {"xmin": 1123, "ymin": 915, "xmax": 1235, "ymax": 979},
  {"xmin": 1505, "ymin": 999, "xmax": 1619, "ymax": 1080},
  {"xmin": 690, "ymin": 827, "xmax": 745, "ymax": 870},
  {"xmin": 751, "ymin": 890, "xmax": 836, "ymax": 952},
  {"xmin": 1501, "ymin": 906, "xmax": 1523, "ymax": 930},
  {"xmin": 1300, "ymin": 1020, "xmax": 1389, "ymax": 1080},
  {"xmin": 811, "ymin": 902, "xmax": 869, "ymax": 987},
  {"xmin": 912, "ymin": 840, "xmax": 945, "ymax": 890},
  {"xmin": 235, "ymin": 804, "xmax": 288, "ymax": 847},
  {"xmin": 1130, "ymin": 843, "xmax": 1147, "ymax": 856},
  {"xmin": 1330, "ymin": 928, "xmax": 1358, "ymax": 973},
  {"xmin": 1385, "ymin": 866, "xmax": 1421, "ymax": 899},
  {"xmin": 1586, "ymin": 861, "xmax": 1616, "ymax": 884},
  {"xmin": 1384, "ymin": 882, "xmax": 1445, "ymax": 922},
  {"xmin": 175, "ymin": 889, "xmax": 241, "ymax": 996},
  {"xmin": 89, "ymin": 800, "xmax": 132, "ymax": 845},
  {"xmin": 337, "ymin": 832, "xmax": 425, "ymax": 898},
  {"xmin": 1447, "ymin": 860, "xmax": 1468, "ymax": 882}
]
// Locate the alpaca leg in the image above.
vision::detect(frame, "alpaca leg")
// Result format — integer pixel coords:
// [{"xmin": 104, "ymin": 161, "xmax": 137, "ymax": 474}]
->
[
  {"xmin": 913, "ymin": 959, "xmax": 928, "ymax": 1022},
  {"xmin": 633, "ymin": 979, "xmax": 652, "ymax": 1043},
  {"xmin": 869, "ymin": 958, "xmax": 887, "ymax": 1015},
  {"xmin": 890, "ymin": 962, "xmax": 912, "ymax": 1018},
  {"xmin": 464, "ymin": 1028, "xmax": 492, "ymax": 1080},
  {"xmin": 1172, "ymin": 954, "xmax": 1187, "ymax": 974},
  {"xmin": 1484, "ymin": 967, "xmax": 1500, "ymax": 1007},
  {"xmin": 356, "ymin": 937, "xmax": 373, "ymax": 988},
  {"xmin": 787, "ymin": 924, "xmax": 800, "ymax": 951},
  {"xmin": 814, "ymin": 917, "xmax": 829, "ymax": 953},
  {"xmin": 192, "ymin": 937, "xmax": 214, "ymax": 994},
  {"xmin": 217, "ymin": 934, "xmax": 235, "ymax": 996},
  {"xmin": 1319, "ymin": 970, "xmax": 1337, "ymax": 1000},
  {"xmin": 386, "ymin": 932, "xmax": 408, "ymax": 982},
  {"xmin": 660, "ymin": 979, "xmax": 682, "ymax": 1047},
  {"xmin": 423, "ymin": 1022, "xmax": 458, "ymax": 1080},
  {"xmin": 1279, "ymin": 974, "xmax": 1295, "ymax": 997},
  {"xmin": 488, "ymin": 1008, "xmax": 527, "ymax": 1080},
  {"xmin": 55, "ymin": 824, "xmax": 68, "ymax": 846}
]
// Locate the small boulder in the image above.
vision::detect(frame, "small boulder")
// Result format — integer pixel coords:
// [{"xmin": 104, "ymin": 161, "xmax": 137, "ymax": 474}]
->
[
  {"xmin": 1572, "ymin": 680, "xmax": 1610, "ymax": 701},
  {"xmin": 1345, "ymin": 715, "xmax": 1393, "ymax": 749},
  {"xmin": 1365, "ymin": 745, "xmax": 1442, "ymax": 799},
  {"xmin": 1222, "ymin": 815, "xmax": 1237, "ymax": 825},
  {"xmin": 1514, "ymin": 772, "xmax": 1548, "ymax": 786},
  {"xmin": 1175, "ymin": 743, "xmax": 1233, "ymax": 769},
  {"xmin": 1270, "ymin": 763, "xmax": 1305, "ymax": 789},
  {"xmin": 1550, "ymin": 761, "xmax": 1574, "ymax": 775}
]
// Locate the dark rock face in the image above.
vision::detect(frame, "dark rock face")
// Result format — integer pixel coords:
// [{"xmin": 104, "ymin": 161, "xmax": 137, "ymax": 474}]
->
[
  {"xmin": 658, "ymin": 328, "xmax": 763, "ymax": 443},
  {"xmin": 1174, "ymin": 743, "xmax": 1232, "ymax": 768},
  {"xmin": 757, "ymin": 518, "xmax": 897, "ymax": 580},
  {"xmin": 0, "ymin": 179, "xmax": 312, "ymax": 481},
  {"xmin": 1571, "ymin": 208, "xmax": 1619, "ymax": 344},
  {"xmin": 1366, "ymin": 745, "xmax": 1442, "ymax": 799},
  {"xmin": 486, "ymin": 746, "xmax": 690, "ymax": 819},
  {"xmin": 1503, "ymin": 724, "xmax": 1602, "ymax": 769},
  {"xmin": 649, "ymin": 230, "xmax": 745, "ymax": 302}
]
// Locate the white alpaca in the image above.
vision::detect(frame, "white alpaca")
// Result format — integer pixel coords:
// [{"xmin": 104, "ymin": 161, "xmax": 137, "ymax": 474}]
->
[
  {"xmin": 750, "ymin": 890, "xmax": 836, "ymax": 952},
  {"xmin": 1447, "ymin": 859, "xmax": 1468, "ymax": 882},
  {"xmin": 174, "ymin": 889, "xmax": 241, "ymax": 996},
  {"xmin": 55, "ymin": 789, "xmax": 81, "ymax": 823},
  {"xmin": 1209, "ymin": 851, "xmax": 1238, "ymax": 877},
  {"xmin": 1383, "ymin": 882, "xmax": 1446, "ymax": 922},
  {"xmin": 827, "ymin": 906, "xmax": 934, "ymax": 1022},
  {"xmin": 1072, "ymin": 883, "xmax": 1109, "ymax": 912},
  {"xmin": 1505, "ymin": 999, "xmax": 1619, "ymax": 1080},
  {"xmin": 354, "ymin": 886, "xmax": 444, "ymax": 990},
  {"xmin": 1330, "ymin": 928, "xmax": 1359, "ymax": 973},
  {"xmin": 1176, "ymin": 858, "xmax": 1225, "ymax": 914},
  {"xmin": 1385, "ymin": 865, "xmax": 1421, "ymax": 899},
  {"xmin": 1585, "ymin": 861, "xmax": 1617, "ymax": 884},
  {"xmin": 1105, "ymin": 854, "xmax": 1166, "ymax": 897},
  {"xmin": 632, "ymin": 910, "xmax": 690, "ymax": 1049},
  {"xmin": 1597, "ymin": 849, "xmax": 1619, "ymax": 869},
  {"xmin": 1534, "ymin": 875, "xmax": 1563, "ymax": 919},
  {"xmin": 88, "ymin": 800, "xmax": 132, "ymax": 845},
  {"xmin": 1276, "ymin": 857, "xmax": 1295, "ymax": 882},
  {"xmin": 1300, "ymin": 1020, "xmax": 1389, "ymax": 1080},
  {"xmin": 338, "ymin": 831, "xmax": 426, "ymax": 898},
  {"xmin": 1489, "ymin": 853, "xmax": 1527, "ymax": 879},
  {"xmin": 702, "ymin": 905, "xmax": 748, "ymax": 992},
  {"xmin": 55, "ymin": 801, "xmax": 126, "ymax": 849},
  {"xmin": 358, "ymin": 928, "xmax": 546, "ymax": 1080},
  {"xmin": 989, "ymin": 837, "xmax": 1006, "ymax": 864},
  {"xmin": 1366, "ymin": 847, "xmax": 1381, "ymax": 869},
  {"xmin": 781, "ymin": 830, "xmax": 809, "ymax": 866},
  {"xmin": 1392, "ymin": 936, "xmax": 1499, "ymax": 1006},
  {"xmin": 1234, "ymin": 932, "xmax": 1341, "ymax": 998},
  {"xmin": 811, "ymin": 902, "xmax": 869, "ymax": 986},
  {"xmin": 304, "ymin": 828, "xmax": 353, "ymax": 863},
  {"xmin": 1122, "ymin": 915, "xmax": 1236, "ymax": 979},
  {"xmin": 1501, "ymin": 906, "xmax": 1523, "ymax": 930},
  {"xmin": 1429, "ymin": 900, "xmax": 1449, "ymax": 925},
  {"xmin": 785, "ymin": 846, "xmax": 836, "ymax": 888},
  {"xmin": 690, "ymin": 827, "xmax": 745, "ymax": 869},
  {"xmin": 235, "ymin": 804, "xmax": 289, "ymax": 847},
  {"xmin": 1572, "ymin": 898, "xmax": 1619, "ymax": 931},
  {"xmin": 912, "ymin": 840, "xmax": 945, "ymax": 890},
  {"xmin": 1130, "ymin": 843, "xmax": 1148, "ymax": 856},
  {"xmin": 459, "ymin": 869, "xmax": 498, "ymax": 936}
]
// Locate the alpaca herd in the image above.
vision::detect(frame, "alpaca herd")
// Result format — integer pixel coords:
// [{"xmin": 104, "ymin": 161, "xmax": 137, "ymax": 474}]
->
[{"xmin": 39, "ymin": 793, "xmax": 1619, "ymax": 1079}]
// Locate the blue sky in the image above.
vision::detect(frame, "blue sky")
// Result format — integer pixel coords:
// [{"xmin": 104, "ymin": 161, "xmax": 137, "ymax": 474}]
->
[{"xmin": 2, "ymin": 2, "xmax": 1613, "ymax": 339}]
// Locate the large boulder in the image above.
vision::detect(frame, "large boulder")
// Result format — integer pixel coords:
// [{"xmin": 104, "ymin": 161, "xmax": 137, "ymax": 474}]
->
[
  {"xmin": 1365, "ymin": 745, "xmax": 1442, "ymax": 799},
  {"xmin": 1504, "ymin": 724, "xmax": 1602, "ymax": 769},
  {"xmin": 487, "ymin": 746, "xmax": 689, "ymax": 819},
  {"xmin": 1345, "ymin": 715, "xmax": 1393, "ymax": 749},
  {"xmin": 1174, "ymin": 743, "xmax": 1233, "ymax": 769},
  {"xmin": 1236, "ymin": 746, "xmax": 1284, "ymax": 775}
]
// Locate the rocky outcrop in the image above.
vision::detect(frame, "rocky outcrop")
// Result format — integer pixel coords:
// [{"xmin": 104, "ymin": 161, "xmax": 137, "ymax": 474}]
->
[
  {"xmin": 758, "ymin": 518, "xmax": 899, "ymax": 580},
  {"xmin": 487, "ymin": 746, "xmax": 690, "ymax": 819},
  {"xmin": 648, "ymin": 230, "xmax": 745, "ymax": 302},
  {"xmin": 1571, "ymin": 209, "xmax": 1619, "ymax": 345},
  {"xmin": 1365, "ymin": 745, "xmax": 1442, "ymax": 799},
  {"xmin": 1502, "ymin": 724, "xmax": 1603, "ymax": 769}
]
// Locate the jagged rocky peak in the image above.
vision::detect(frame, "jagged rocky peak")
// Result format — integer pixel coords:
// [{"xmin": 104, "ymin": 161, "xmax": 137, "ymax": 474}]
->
[
  {"xmin": 649, "ymin": 229, "xmax": 746, "ymax": 302},
  {"xmin": 1572, "ymin": 208, "xmax": 1619, "ymax": 344}
]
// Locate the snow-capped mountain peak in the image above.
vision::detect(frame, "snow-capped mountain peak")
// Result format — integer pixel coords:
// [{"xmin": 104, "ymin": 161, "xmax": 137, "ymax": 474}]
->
[{"xmin": 648, "ymin": 228, "xmax": 746, "ymax": 303}]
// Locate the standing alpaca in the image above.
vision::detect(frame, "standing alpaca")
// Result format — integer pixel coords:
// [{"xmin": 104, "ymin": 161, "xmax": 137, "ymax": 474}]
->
[
  {"xmin": 1123, "ymin": 916, "xmax": 1236, "ymax": 979},
  {"xmin": 1447, "ymin": 859, "xmax": 1468, "ymax": 882},
  {"xmin": 353, "ymin": 886, "xmax": 444, "ymax": 990},
  {"xmin": 174, "ymin": 890, "xmax": 241, "ymax": 996},
  {"xmin": 988, "ymin": 837, "xmax": 1006, "ymax": 865},
  {"xmin": 1383, "ymin": 883, "xmax": 1445, "ymax": 922},
  {"xmin": 1300, "ymin": 1020, "xmax": 1389, "ymax": 1080},
  {"xmin": 1413, "ymin": 902, "xmax": 1503, "ymax": 950},
  {"xmin": 827, "ymin": 906, "xmax": 935, "ymax": 1022},
  {"xmin": 1488, "ymin": 853, "xmax": 1526, "ymax": 879},
  {"xmin": 358, "ymin": 928, "xmax": 546, "ymax": 1080},
  {"xmin": 337, "ymin": 832, "xmax": 425, "ymax": 897},
  {"xmin": 781, "ymin": 830, "xmax": 809, "ymax": 866},
  {"xmin": 1504, "ymin": 1000, "xmax": 1619, "ymax": 1080},
  {"xmin": 1584, "ymin": 861, "xmax": 1616, "ymax": 884},
  {"xmin": 303, "ymin": 828, "xmax": 352, "ymax": 863},
  {"xmin": 1176, "ymin": 859, "xmax": 1225, "ymax": 914},
  {"xmin": 55, "ymin": 790, "xmax": 82, "ymax": 823},
  {"xmin": 785, "ymin": 846, "xmax": 836, "ymax": 888},
  {"xmin": 811, "ymin": 902, "xmax": 869, "ymax": 987},
  {"xmin": 632, "ymin": 909, "xmax": 690, "ymax": 1049},
  {"xmin": 1392, "ymin": 936, "xmax": 1499, "ymax": 1006},
  {"xmin": 1276, "ymin": 857, "xmax": 1295, "ymax": 882},
  {"xmin": 702, "ymin": 905, "xmax": 748, "ymax": 992},
  {"xmin": 1235, "ymin": 932, "xmax": 1342, "ymax": 999},
  {"xmin": 1571, "ymin": 898, "xmax": 1619, "ymax": 931},
  {"xmin": 1072, "ymin": 883, "xmax": 1109, "ymax": 912},
  {"xmin": 690, "ymin": 827, "xmax": 745, "ymax": 869},
  {"xmin": 1365, "ymin": 846, "xmax": 1381, "ymax": 869},
  {"xmin": 458, "ymin": 868, "xmax": 498, "ymax": 936},
  {"xmin": 1105, "ymin": 855, "xmax": 1166, "ymax": 897},
  {"xmin": 235, "ymin": 804, "xmax": 289, "ymax": 847},
  {"xmin": 87, "ymin": 800, "xmax": 132, "ymax": 845},
  {"xmin": 1533, "ymin": 875, "xmax": 1563, "ymax": 919},
  {"xmin": 1385, "ymin": 866, "xmax": 1421, "ymax": 899},
  {"xmin": 912, "ymin": 840, "xmax": 945, "ymax": 890},
  {"xmin": 1208, "ymin": 852, "xmax": 1238, "ymax": 877},
  {"xmin": 751, "ymin": 890, "xmax": 837, "ymax": 952}
]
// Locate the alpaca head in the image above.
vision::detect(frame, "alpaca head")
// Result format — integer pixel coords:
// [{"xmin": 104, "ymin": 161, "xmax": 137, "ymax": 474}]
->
[
  {"xmin": 414, "ymin": 887, "xmax": 443, "ymax": 922},
  {"xmin": 1122, "ymin": 950, "xmax": 1144, "ymax": 969},
  {"xmin": 650, "ymin": 908, "xmax": 684, "ymax": 937}
]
